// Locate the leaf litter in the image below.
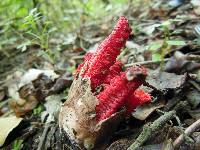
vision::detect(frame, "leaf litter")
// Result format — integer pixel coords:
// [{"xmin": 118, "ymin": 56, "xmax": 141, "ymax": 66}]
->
[{"xmin": 1, "ymin": 1, "xmax": 200, "ymax": 150}]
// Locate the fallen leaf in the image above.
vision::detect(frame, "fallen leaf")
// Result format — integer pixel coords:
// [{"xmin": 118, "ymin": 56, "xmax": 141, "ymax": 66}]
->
[
  {"xmin": 0, "ymin": 116, "xmax": 23, "ymax": 147},
  {"xmin": 191, "ymin": 0, "xmax": 200, "ymax": 7},
  {"xmin": 192, "ymin": 132, "xmax": 200, "ymax": 149},
  {"xmin": 42, "ymin": 95, "xmax": 63, "ymax": 123},
  {"xmin": 161, "ymin": 139, "xmax": 174, "ymax": 150},
  {"xmin": 48, "ymin": 73, "xmax": 73, "ymax": 95},
  {"xmin": 168, "ymin": 0, "xmax": 184, "ymax": 7},
  {"xmin": 8, "ymin": 69, "xmax": 58, "ymax": 101},
  {"xmin": 165, "ymin": 51, "xmax": 200, "ymax": 73},
  {"xmin": 191, "ymin": 0, "xmax": 200, "ymax": 15},
  {"xmin": 146, "ymin": 69, "xmax": 187, "ymax": 92},
  {"xmin": 142, "ymin": 23, "xmax": 161, "ymax": 36},
  {"xmin": 8, "ymin": 69, "xmax": 59, "ymax": 116},
  {"xmin": 125, "ymin": 41, "xmax": 143, "ymax": 53},
  {"xmin": 19, "ymin": 69, "xmax": 58, "ymax": 88},
  {"xmin": 188, "ymin": 108, "xmax": 200, "ymax": 119},
  {"xmin": 186, "ymin": 89, "xmax": 200, "ymax": 108},
  {"xmin": 10, "ymin": 94, "xmax": 38, "ymax": 117},
  {"xmin": 132, "ymin": 99, "xmax": 165, "ymax": 120}
]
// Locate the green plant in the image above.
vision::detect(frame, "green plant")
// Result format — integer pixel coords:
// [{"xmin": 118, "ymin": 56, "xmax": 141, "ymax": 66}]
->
[
  {"xmin": 12, "ymin": 139, "xmax": 23, "ymax": 150},
  {"xmin": 33, "ymin": 104, "xmax": 43, "ymax": 116},
  {"xmin": 17, "ymin": 8, "xmax": 59, "ymax": 64},
  {"xmin": 0, "ymin": 0, "xmax": 137, "ymax": 67},
  {"xmin": 0, "ymin": 0, "xmax": 34, "ymax": 56},
  {"xmin": 148, "ymin": 19, "xmax": 186, "ymax": 67},
  {"xmin": 19, "ymin": 8, "xmax": 57, "ymax": 50}
]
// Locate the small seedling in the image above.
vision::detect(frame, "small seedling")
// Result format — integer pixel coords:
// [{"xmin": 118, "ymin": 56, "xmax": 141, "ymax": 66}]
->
[
  {"xmin": 12, "ymin": 139, "xmax": 23, "ymax": 150},
  {"xmin": 147, "ymin": 19, "xmax": 186, "ymax": 68},
  {"xmin": 33, "ymin": 105, "xmax": 43, "ymax": 116}
]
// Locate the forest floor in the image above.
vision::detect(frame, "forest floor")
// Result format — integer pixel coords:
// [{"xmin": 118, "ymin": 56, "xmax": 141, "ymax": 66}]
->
[{"xmin": 1, "ymin": 0, "xmax": 200, "ymax": 150}]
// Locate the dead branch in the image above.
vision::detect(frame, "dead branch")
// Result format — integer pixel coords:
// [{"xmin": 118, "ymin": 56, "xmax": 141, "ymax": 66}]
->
[
  {"xmin": 127, "ymin": 110, "xmax": 176, "ymax": 150},
  {"xmin": 37, "ymin": 123, "xmax": 51, "ymax": 150},
  {"xmin": 173, "ymin": 119, "xmax": 200, "ymax": 149}
]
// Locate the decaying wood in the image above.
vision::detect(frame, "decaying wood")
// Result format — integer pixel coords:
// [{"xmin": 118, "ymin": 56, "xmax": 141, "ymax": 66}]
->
[{"xmin": 59, "ymin": 76, "xmax": 125, "ymax": 149}]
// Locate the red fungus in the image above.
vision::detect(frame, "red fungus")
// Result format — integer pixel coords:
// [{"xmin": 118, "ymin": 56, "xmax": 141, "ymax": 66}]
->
[
  {"xmin": 75, "ymin": 52, "xmax": 94, "ymax": 76},
  {"xmin": 96, "ymin": 66, "xmax": 148, "ymax": 122},
  {"xmin": 82, "ymin": 16, "xmax": 131, "ymax": 89},
  {"xmin": 75, "ymin": 16, "xmax": 151, "ymax": 123},
  {"xmin": 126, "ymin": 89, "xmax": 152, "ymax": 114},
  {"xmin": 103, "ymin": 61, "xmax": 123, "ymax": 84},
  {"xmin": 60, "ymin": 16, "xmax": 152, "ymax": 149}
]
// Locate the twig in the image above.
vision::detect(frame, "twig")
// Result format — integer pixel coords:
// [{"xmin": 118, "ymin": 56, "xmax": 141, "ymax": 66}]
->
[
  {"xmin": 127, "ymin": 110, "xmax": 176, "ymax": 150},
  {"xmin": 124, "ymin": 59, "xmax": 170, "ymax": 67},
  {"xmin": 173, "ymin": 119, "xmax": 200, "ymax": 149},
  {"xmin": 128, "ymin": 101, "xmax": 188, "ymax": 150},
  {"xmin": 1, "ymin": 110, "xmax": 14, "ymax": 117},
  {"xmin": 0, "ymin": 99, "xmax": 10, "ymax": 108},
  {"xmin": 71, "ymin": 55, "xmax": 85, "ymax": 60},
  {"xmin": 37, "ymin": 123, "xmax": 51, "ymax": 150},
  {"xmin": 189, "ymin": 80, "xmax": 200, "ymax": 92},
  {"xmin": 186, "ymin": 54, "xmax": 200, "ymax": 61}
]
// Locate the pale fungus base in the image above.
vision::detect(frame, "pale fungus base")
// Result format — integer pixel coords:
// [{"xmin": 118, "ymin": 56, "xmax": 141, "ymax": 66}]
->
[{"xmin": 59, "ymin": 76, "xmax": 125, "ymax": 149}]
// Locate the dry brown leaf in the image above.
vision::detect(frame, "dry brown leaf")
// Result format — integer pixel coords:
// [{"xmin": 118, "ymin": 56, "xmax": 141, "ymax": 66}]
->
[
  {"xmin": 0, "ymin": 116, "xmax": 23, "ymax": 147},
  {"xmin": 8, "ymin": 69, "xmax": 59, "ymax": 116},
  {"xmin": 132, "ymin": 99, "xmax": 165, "ymax": 120},
  {"xmin": 146, "ymin": 69, "xmax": 187, "ymax": 92}
]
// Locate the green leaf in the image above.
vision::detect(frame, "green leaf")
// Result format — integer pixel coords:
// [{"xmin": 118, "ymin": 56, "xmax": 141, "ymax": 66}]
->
[
  {"xmin": 166, "ymin": 40, "xmax": 186, "ymax": 46},
  {"xmin": 152, "ymin": 53, "xmax": 162, "ymax": 61},
  {"xmin": 148, "ymin": 42, "xmax": 163, "ymax": 51},
  {"xmin": 33, "ymin": 105, "xmax": 43, "ymax": 115},
  {"xmin": 13, "ymin": 139, "xmax": 23, "ymax": 150},
  {"xmin": 48, "ymin": 27, "xmax": 57, "ymax": 33},
  {"xmin": 161, "ymin": 20, "xmax": 171, "ymax": 28},
  {"xmin": 17, "ymin": 41, "xmax": 31, "ymax": 52}
]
